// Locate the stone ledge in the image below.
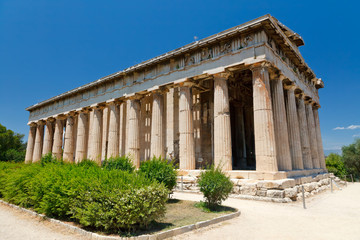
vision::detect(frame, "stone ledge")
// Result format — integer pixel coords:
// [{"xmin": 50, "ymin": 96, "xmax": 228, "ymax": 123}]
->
[
  {"xmin": 0, "ymin": 199, "xmax": 240, "ymax": 240},
  {"xmin": 175, "ymin": 172, "xmax": 345, "ymax": 202}
]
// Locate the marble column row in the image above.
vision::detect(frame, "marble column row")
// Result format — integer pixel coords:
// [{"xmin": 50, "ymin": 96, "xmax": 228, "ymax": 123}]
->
[
  {"xmin": 25, "ymin": 67, "xmax": 325, "ymax": 172},
  {"xmin": 263, "ymin": 67, "xmax": 326, "ymax": 171}
]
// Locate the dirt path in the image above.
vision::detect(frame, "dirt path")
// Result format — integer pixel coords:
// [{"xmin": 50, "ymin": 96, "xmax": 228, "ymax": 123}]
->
[
  {"xmin": 0, "ymin": 183, "xmax": 359, "ymax": 240},
  {"xmin": 0, "ymin": 203, "xmax": 85, "ymax": 240},
  {"xmin": 172, "ymin": 183, "xmax": 360, "ymax": 240}
]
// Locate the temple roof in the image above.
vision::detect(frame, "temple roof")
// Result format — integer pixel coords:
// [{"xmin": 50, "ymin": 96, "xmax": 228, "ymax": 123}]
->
[{"xmin": 26, "ymin": 14, "xmax": 316, "ymax": 111}]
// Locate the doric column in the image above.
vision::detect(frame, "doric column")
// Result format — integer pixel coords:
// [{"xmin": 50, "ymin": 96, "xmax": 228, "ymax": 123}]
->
[
  {"xmin": 25, "ymin": 123, "xmax": 37, "ymax": 163},
  {"xmin": 313, "ymin": 105, "xmax": 326, "ymax": 169},
  {"xmin": 285, "ymin": 85, "xmax": 303, "ymax": 170},
  {"xmin": 42, "ymin": 118, "xmax": 54, "ymax": 156},
  {"xmin": 166, "ymin": 88, "xmax": 175, "ymax": 159},
  {"xmin": 88, "ymin": 105, "xmax": 103, "ymax": 164},
  {"xmin": 126, "ymin": 98, "xmax": 141, "ymax": 167},
  {"xmin": 107, "ymin": 100, "xmax": 119, "ymax": 158},
  {"xmin": 63, "ymin": 113, "xmax": 76, "ymax": 162},
  {"xmin": 179, "ymin": 83, "xmax": 195, "ymax": 170},
  {"xmin": 296, "ymin": 94, "xmax": 313, "ymax": 169},
  {"xmin": 150, "ymin": 91, "xmax": 165, "ymax": 158},
  {"xmin": 87, "ymin": 110, "xmax": 94, "ymax": 158},
  {"xmin": 75, "ymin": 109, "xmax": 89, "ymax": 163},
  {"xmin": 213, "ymin": 73, "xmax": 232, "ymax": 171},
  {"xmin": 118, "ymin": 101, "xmax": 126, "ymax": 156},
  {"xmin": 52, "ymin": 116, "xmax": 65, "ymax": 159},
  {"xmin": 251, "ymin": 65, "xmax": 277, "ymax": 172},
  {"xmin": 270, "ymin": 77, "xmax": 292, "ymax": 171},
  {"xmin": 32, "ymin": 121, "xmax": 45, "ymax": 163},
  {"xmin": 101, "ymin": 106, "xmax": 109, "ymax": 160},
  {"xmin": 305, "ymin": 100, "xmax": 320, "ymax": 168}
]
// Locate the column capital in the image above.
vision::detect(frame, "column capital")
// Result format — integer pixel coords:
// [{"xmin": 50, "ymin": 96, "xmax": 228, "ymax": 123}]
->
[
  {"xmin": 313, "ymin": 102, "xmax": 321, "ymax": 109},
  {"xmin": 284, "ymin": 83, "xmax": 298, "ymax": 91},
  {"xmin": 76, "ymin": 107, "xmax": 91, "ymax": 113},
  {"xmin": 304, "ymin": 97, "xmax": 313, "ymax": 105},
  {"xmin": 36, "ymin": 120, "xmax": 46, "ymax": 126},
  {"xmin": 249, "ymin": 61, "xmax": 272, "ymax": 72},
  {"xmin": 213, "ymin": 72, "xmax": 231, "ymax": 80},
  {"xmin": 64, "ymin": 111, "xmax": 77, "ymax": 117},
  {"xmin": 27, "ymin": 121, "xmax": 37, "ymax": 127},
  {"xmin": 90, "ymin": 103, "xmax": 106, "ymax": 110},
  {"xmin": 148, "ymin": 85, "xmax": 168, "ymax": 95},
  {"xmin": 106, "ymin": 98, "xmax": 120, "ymax": 106},
  {"xmin": 124, "ymin": 93, "xmax": 143, "ymax": 100},
  {"xmin": 46, "ymin": 117, "xmax": 55, "ymax": 123},
  {"xmin": 177, "ymin": 80, "xmax": 195, "ymax": 88},
  {"xmin": 54, "ymin": 114, "xmax": 67, "ymax": 120}
]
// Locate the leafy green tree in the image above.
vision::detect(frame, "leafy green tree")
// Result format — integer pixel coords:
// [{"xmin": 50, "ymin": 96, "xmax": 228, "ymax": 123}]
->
[
  {"xmin": 325, "ymin": 153, "xmax": 347, "ymax": 178},
  {"xmin": 342, "ymin": 139, "xmax": 360, "ymax": 179},
  {"xmin": 0, "ymin": 124, "xmax": 26, "ymax": 162}
]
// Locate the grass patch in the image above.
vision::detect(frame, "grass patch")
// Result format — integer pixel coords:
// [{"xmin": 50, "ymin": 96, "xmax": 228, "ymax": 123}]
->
[{"xmin": 121, "ymin": 199, "xmax": 236, "ymax": 236}]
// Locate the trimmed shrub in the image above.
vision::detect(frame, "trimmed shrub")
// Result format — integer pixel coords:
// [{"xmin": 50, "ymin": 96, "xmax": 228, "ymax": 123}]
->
[
  {"xmin": 198, "ymin": 166, "xmax": 233, "ymax": 208},
  {"xmin": 102, "ymin": 156, "xmax": 135, "ymax": 172},
  {"xmin": 77, "ymin": 159, "xmax": 100, "ymax": 169},
  {"xmin": 40, "ymin": 153, "xmax": 61, "ymax": 166},
  {"xmin": 0, "ymin": 161, "xmax": 169, "ymax": 231},
  {"xmin": 139, "ymin": 157, "xmax": 177, "ymax": 191}
]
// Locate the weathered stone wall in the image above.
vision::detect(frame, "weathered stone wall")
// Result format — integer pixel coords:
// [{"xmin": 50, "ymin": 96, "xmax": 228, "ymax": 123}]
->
[{"xmin": 175, "ymin": 173, "xmax": 347, "ymax": 202}]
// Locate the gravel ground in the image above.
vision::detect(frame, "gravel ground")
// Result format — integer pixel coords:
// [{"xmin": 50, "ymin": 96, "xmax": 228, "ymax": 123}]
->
[
  {"xmin": 171, "ymin": 183, "xmax": 360, "ymax": 240},
  {"xmin": 0, "ymin": 183, "xmax": 359, "ymax": 240},
  {"xmin": 0, "ymin": 203, "xmax": 85, "ymax": 240}
]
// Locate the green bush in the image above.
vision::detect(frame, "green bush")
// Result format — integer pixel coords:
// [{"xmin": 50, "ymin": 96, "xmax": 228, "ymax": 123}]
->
[
  {"xmin": 102, "ymin": 156, "xmax": 135, "ymax": 172},
  {"xmin": 0, "ymin": 161, "xmax": 169, "ymax": 231},
  {"xmin": 76, "ymin": 159, "xmax": 100, "ymax": 169},
  {"xmin": 198, "ymin": 166, "xmax": 233, "ymax": 208},
  {"xmin": 139, "ymin": 157, "xmax": 177, "ymax": 191},
  {"xmin": 40, "ymin": 153, "xmax": 61, "ymax": 166}
]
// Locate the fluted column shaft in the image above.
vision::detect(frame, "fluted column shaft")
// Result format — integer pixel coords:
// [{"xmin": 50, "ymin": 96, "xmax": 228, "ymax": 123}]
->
[
  {"xmin": 25, "ymin": 123, "xmax": 37, "ymax": 163},
  {"xmin": 271, "ymin": 79, "xmax": 292, "ymax": 171},
  {"xmin": 75, "ymin": 111, "xmax": 89, "ymax": 162},
  {"xmin": 252, "ymin": 66, "xmax": 277, "ymax": 172},
  {"xmin": 214, "ymin": 75, "xmax": 232, "ymax": 171},
  {"xmin": 88, "ymin": 107, "xmax": 103, "ymax": 164},
  {"xmin": 166, "ymin": 88, "xmax": 175, "ymax": 159},
  {"xmin": 119, "ymin": 102, "xmax": 126, "ymax": 156},
  {"xmin": 101, "ymin": 107, "xmax": 109, "ymax": 160},
  {"xmin": 63, "ymin": 114, "xmax": 75, "ymax": 162},
  {"xmin": 126, "ymin": 99, "xmax": 141, "ymax": 167},
  {"xmin": 306, "ymin": 102, "xmax": 320, "ymax": 168},
  {"xmin": 52, "ymin": 118, "xmax": 64, "ymax": 159},
  {"xmin": 32, "ymin": 121, "xmax": 45, "ymax": 163},
  {"xmin": 313, "ymin": 107, "xmax": 326, "ymax": 169},
  {"xmin": 296, "ymin": 96, "xmax": 313, "ymax": 169},
  {"xmin": 87, "ymin": 110, "xmax": 94, "ymax": 158},
  {"xmin": 42, "ymin": 120, "xmax": 54, "ymax": 155},
  {"xmin": 150, "ymin": 92, "xmax": 165, "ymax": 158},
  {"xmin": 179, "ymin": 85, "xmax": 195, "ymax": 170},
  {"xmin": 107, "ymin": 101, "xmax": 119, "ymax": 158},
  {"xmin": 285, "ymin": 87, "xmax": 303, "ymax": 170}
]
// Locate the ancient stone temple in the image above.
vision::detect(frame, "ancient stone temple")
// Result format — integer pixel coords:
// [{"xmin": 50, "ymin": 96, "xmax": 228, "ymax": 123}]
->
[{"xmin": 24, "ymin": 15, "xmax": 326, "ymax": 181}]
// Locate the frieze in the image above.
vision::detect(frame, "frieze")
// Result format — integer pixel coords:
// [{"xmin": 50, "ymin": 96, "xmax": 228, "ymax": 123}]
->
[{"xmin": 28, "ymin": 28, "xmax": 318, "ymax": 121}]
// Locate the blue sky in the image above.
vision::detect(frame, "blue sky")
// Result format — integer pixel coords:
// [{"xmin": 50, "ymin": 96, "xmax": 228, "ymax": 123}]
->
[{"xmin": 0, "ymin": 0, "xmax": 359, "ymax": 154}]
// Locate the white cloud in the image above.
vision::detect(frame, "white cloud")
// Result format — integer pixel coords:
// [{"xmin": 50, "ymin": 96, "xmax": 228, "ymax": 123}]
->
[
  {"xmin": 333, "ymin": 125, "xmax": 360, "ymax": 130},
  {"xmin": 353, "ymin": 134, "xmax": 360, "ymax": 137}
]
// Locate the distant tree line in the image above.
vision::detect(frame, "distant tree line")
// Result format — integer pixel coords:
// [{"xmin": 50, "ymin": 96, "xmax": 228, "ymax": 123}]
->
[
  {"xmin": 0, "ymin": 123, "xmax": 26, "ymax": 162},
  {"xmin": 326, "ymin": 139, "xmax": 360, "ymax": 181}
]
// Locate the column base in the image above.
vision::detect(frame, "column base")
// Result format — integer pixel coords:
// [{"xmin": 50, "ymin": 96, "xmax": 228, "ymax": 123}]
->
[{"xmin": 177, "ymin": 168, "xmax": 328, "ymax": 180}]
